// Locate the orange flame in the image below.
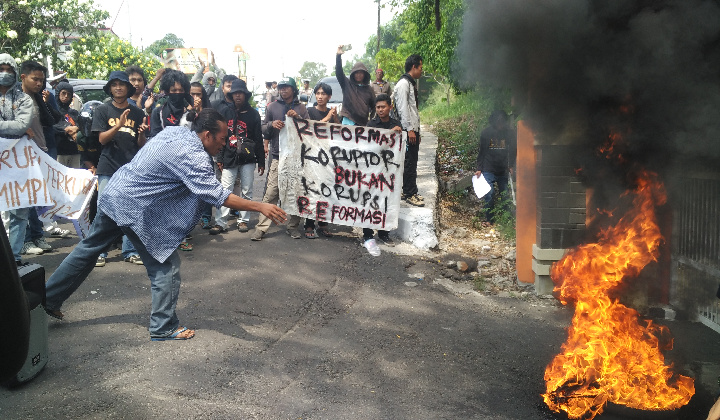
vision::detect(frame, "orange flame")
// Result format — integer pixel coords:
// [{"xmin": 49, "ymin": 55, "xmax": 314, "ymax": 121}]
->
[{"xmin": 542, "ymin": 169, "xmax": 694, "ymax": 419}]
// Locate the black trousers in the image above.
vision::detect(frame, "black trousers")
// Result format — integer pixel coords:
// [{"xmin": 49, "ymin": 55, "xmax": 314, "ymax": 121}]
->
[{"xmin": 402, "ymin": 131, "xmax": 420, "ymax": 196}]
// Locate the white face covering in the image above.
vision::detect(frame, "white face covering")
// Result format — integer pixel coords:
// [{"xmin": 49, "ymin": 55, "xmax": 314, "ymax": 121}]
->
[{"xmin": 0, "ymin": 71, "xmax": 15, "ymax": 87}]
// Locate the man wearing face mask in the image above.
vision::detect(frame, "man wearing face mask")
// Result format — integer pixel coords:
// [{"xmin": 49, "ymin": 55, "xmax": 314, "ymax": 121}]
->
[
  {"xmin": 210, "ymin": 74, "xmax": 238, "ymax": 108},
  {"xmin": 148, "ymin": 70, "xmax": 192, "ymax": 139},
  {"xmin": 0, "ymin": 54, "xmax": 34, "ymax": 266},
  {"xmin": 0, "ymin": 54, "xmax": 33, "ymax": 139}
]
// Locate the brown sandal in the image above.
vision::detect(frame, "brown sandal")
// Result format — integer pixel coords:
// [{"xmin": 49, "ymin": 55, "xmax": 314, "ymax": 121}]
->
[{"xmin": 178, "ymin": 241, "xmax": 193, "ymax": 251}]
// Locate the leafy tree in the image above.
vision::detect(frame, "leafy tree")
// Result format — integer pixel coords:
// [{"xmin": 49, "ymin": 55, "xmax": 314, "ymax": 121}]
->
[
  {"xmin": 0, "ymin": 0, "xmax": 109, "ymax": 67},
  {"xmin": 297, "ymin": 61, "xmax": 328, "ymax": 86},
  {"xmin": 375, "ymin": 47, "xmax": 409, "ymax": 82},
  {"xmin": 388, "ymin": 0, "xmax": 464, "ymax": 102},
  {"xmin": 145, "ymin": 33, "xmax": 185, "ymax": 58},
  {"xmin": 400, "ymin": 0, "xmax": 463, "ymax": 84},
  {"xmin": 364, "ymin": 19, "xmax": 405, "ymax": 59},
  {"xmin": 68, "ymin": 34, "xmax": 163, "ymax": 81}
]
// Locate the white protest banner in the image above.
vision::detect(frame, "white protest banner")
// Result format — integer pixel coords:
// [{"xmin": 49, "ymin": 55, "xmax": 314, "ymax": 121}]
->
[
  {"xmin": 278, "ymin": 117, "xmax": 406, "ymax": 230},
  {"xmin": 70, "ymin": 198, "xmax": 94, "ymax": 239},
  {"xmin": 0, "ymin": 137, "xmax": 97, "ymax": 227}
]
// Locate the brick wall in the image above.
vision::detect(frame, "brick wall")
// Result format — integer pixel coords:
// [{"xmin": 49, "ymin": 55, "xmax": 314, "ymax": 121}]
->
[{"xmin": 536, "ymin": 146, "xmax": 587, "ymax": 249}]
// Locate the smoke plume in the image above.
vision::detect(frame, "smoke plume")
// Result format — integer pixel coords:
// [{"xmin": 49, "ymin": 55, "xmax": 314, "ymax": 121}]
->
[{"xmin": 459, "ymin": 0, "xmax": 720, "ymax": 172}]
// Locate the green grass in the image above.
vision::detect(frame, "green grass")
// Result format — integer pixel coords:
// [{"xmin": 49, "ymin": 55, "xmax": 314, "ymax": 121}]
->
[
  {"xmin": 488, "ymin": 193, "xmax": 517, "ymax": 241},
  {"xmin": 473, "ymin": 274, "xmax": 487, "ymax": 292},
  {"xmin": 421, "ymin": 85, "xmax": 511, "ymax": 174}
]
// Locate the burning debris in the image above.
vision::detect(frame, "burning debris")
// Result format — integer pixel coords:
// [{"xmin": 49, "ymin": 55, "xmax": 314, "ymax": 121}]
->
[
  {"xmin": 542, "ymin": 165, "xmax": 694, "ymax": 419},
  {"xmin": 457, "ymin": 0, "xmax": 720, "ymax": 417}
]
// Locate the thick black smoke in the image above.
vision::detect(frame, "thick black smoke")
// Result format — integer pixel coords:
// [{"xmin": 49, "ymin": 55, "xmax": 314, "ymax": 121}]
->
[{"xmin": 459, "ymin": 0, "xmax": 720, "ymax": 174}]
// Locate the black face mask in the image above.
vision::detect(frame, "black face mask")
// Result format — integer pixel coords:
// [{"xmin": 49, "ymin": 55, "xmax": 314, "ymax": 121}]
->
[{"xmin": 168, "ymin": 93, "xmax": 185, "ymax": 109}]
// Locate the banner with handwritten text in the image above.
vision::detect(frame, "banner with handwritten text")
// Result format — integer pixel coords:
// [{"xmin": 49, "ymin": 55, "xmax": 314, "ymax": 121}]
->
[
  {"xmin": 0, "ymin": 137, "xmax": 96, "ymax": 228},
  {"xmin": 279, "ymin": 117, "xmax": 405, "ymax": 230}
]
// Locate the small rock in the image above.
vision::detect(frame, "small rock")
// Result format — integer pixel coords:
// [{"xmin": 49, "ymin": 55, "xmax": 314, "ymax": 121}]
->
[
  {"xmin": 454, "ymin": 227, "xmax": 469, "ymax": 239},
  {"xmin": 477, "ymin": 260, "xmax": 491, "ymax": 268},
  {"xmin": 490, "ymin": 254, "xmax": 501, "ymax": 259},
  {"xmin": 456, "ymin": 261, "xmax": 469, "ymax": 272},
  {"xmin": 468, "ymin": 271, "xmax": 479, "ymax": 277},
  {"xmin": 405, "ymin": 282, "xmax": 418, "ymax": 287},
  {"xmin": 442, "ymin": 269, "xmax": 455, "ymax": 278},
  {"xmin": 452, "ymin": 273, "xmax": 464, "ymax": 281},
  {"xmin": 445, "ymin": 260, "xmax": 456, "ymax": 268},
  {"xmin": 520, "ymin": 291, "xmax": 532, "ymax": 299},
  {"xmin": 481, "ymin": 245, "xmax": 492, "ymax": 252},
  {"xmin": 504, "ymin": 249, "xmax": 516, "ymax": 261},
  {"xmin": 540, "ymin": 294, "xmax": 555, "ymax": 300},
  {"xmin": 408, "ymin": 272, "xmax": 424, "ymax": 279},
  {"xmin": 492, "ymin": 276, "xmax": 509, "ymax": 285}
]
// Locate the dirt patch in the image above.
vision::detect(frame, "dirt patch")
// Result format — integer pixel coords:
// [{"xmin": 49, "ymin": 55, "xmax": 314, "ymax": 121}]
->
[{"xmin": 428, "ymin": 132, "xmax": 559, "ymax": 307}]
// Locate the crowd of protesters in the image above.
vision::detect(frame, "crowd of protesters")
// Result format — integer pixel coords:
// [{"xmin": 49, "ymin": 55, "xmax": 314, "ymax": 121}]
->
[{"xmin": 1, "ymin": 47, "xmax": 428, "ymax": 339}]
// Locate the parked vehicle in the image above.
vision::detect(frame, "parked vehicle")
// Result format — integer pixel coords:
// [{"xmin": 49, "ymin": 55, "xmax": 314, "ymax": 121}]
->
[
  {"xmin": 68, "ymin": 79, "xmax": 107, "ymax": 110},
  {"xmin": 305, "ymin": 77, "xmax": 343, "ymax": 115}
]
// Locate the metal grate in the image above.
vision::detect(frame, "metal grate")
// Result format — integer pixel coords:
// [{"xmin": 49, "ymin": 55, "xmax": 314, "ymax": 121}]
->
[{"xmin": 673, "ymin": 177, "xmax": 720, "ymax": 332}]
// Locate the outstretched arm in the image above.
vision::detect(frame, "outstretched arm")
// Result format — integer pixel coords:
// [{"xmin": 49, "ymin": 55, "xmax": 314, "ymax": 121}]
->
[
  {"xmin": 223, "ymin": 194, "xmax": 286, "ymax": 225},
  {"xmin": 335, "ymin": 47, "xmax": 348, "ymax": 90}
]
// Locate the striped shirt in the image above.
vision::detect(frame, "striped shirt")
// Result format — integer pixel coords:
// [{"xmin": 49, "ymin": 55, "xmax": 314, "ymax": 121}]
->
[{"xmin": 99, "ymin": 126, "xmax": 230, "ymax": 262}]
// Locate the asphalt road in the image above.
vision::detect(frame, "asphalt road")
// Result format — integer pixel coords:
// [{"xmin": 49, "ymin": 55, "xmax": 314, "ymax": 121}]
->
[{"xmin": 2, "ymin": 180, "xmax": 718, "ymax": 419}]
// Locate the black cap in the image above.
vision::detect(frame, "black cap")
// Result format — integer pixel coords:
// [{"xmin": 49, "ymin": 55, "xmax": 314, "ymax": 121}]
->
[{"xmin": 104, "ymin": 71, "xmax": 136, "ymax": 97}]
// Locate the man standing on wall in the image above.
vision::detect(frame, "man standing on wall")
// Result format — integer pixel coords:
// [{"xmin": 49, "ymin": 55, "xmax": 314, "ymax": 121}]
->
[{"xmin": 394, "ymin": 54, "xmax": 424, "ymax": 207}]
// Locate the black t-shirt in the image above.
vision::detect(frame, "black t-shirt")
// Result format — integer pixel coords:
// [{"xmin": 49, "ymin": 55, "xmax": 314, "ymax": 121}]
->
[
  {"xmin": 367, "ymin": 115, "xmax": 402, "ymax": 130},
  {"xmin": 476, "ymin": 125, "xmax": 517, "ymax": 175},
  {"xmin": 92, "ymin": 102, "xmax": 145, "ymax": 176},
  {"xmin": 308, "ymin": 107, "xmax": 339, "ymax": 123}
]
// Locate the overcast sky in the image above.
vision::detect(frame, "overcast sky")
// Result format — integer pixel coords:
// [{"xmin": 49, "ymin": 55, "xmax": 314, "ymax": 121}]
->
[{"xmin": 94, "ymin": 0, "xmax": 399, "ymax": 91}]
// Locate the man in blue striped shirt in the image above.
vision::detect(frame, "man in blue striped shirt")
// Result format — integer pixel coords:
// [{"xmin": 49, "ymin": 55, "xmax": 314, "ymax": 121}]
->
[{"xmin": 44, "ymin": 109, "xmax": 286, "ymax": 341}]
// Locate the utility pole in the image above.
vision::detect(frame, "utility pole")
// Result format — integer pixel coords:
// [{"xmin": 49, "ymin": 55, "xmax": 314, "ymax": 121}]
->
[{"xmin": 376, "ymin": 0, "xmax": 381, "ymax": 69}]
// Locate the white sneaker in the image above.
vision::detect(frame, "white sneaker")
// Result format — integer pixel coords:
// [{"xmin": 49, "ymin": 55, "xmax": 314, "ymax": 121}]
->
[
  {"xmin": 49, "ymin": 227, "xmax": 71, "ymax": 238},
  {"xmin": 364, "ymin": 239, "xmax": 381, "ymax": 257},
  {"xmin": 21, "ymin": 241, "xmax": 44, "ymax": 255},
  {"xmin": 33, "ymin": 237, "xmax": 52, "ymax": 251}
]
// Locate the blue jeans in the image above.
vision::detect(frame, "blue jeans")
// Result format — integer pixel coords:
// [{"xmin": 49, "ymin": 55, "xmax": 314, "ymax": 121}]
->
[
  {"xmin": 202, "ymin": 162, "xmax": 221, "ymax": 220},
  {"xmin": 24, "ymin": 207, "xmax": 45, "ymax": 242},
  {"xmin": 481, "ymin": 172, "xmax": 509, "ymax": 223},
  {"xmin": 45, "ymin": 210, "xmax": 183, "ymax": 337},
  {"xmin": 202, "ymin": 203, "xmax": 213, "ymax": 220},
  {"xmin": 97, "ymin": 174, "xmax": 138, "ymax": 259},
  {"xmin": 7, "ymin": 207, "xmax": 30, "ymax": 262},
  {"xmin": 215, "ymin": 163, "xmax": 255, "ymax": 227}
]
